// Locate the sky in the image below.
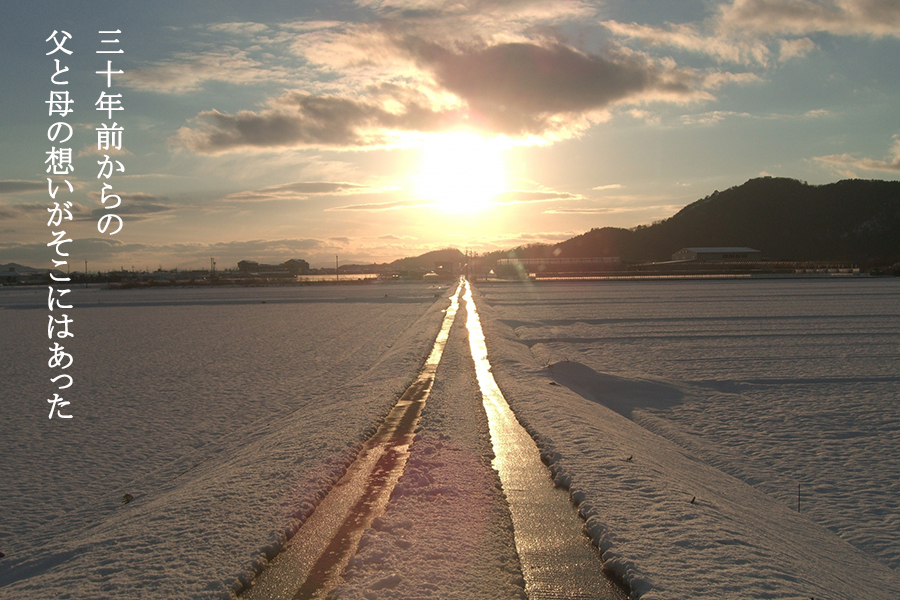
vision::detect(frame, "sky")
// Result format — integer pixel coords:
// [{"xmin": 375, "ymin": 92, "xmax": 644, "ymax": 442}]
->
[{"xmin": 1, "ymin": 0, "xmax": 899, "ymax": 270}]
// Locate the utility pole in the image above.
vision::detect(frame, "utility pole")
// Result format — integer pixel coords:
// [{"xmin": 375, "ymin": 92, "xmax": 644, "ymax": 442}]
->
[{"xmin": 336, "ymin": 255, "xmax": 339, "ymax": 282}]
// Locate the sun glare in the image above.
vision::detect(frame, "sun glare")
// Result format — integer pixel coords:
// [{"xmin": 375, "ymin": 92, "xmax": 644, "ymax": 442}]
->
[{"xmin": 414, "ymin": 131, "xmax": 506, "ymax": 214}]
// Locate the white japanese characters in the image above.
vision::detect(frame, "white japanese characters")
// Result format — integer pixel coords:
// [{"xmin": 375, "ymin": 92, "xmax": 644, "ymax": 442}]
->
[{"xmin": 45, "ymin": 29, "xmax": 75, "ymax": 419}]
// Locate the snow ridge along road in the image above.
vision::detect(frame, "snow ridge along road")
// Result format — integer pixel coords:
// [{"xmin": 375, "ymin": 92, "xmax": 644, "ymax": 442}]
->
[{"xmin": 243, "ymin": 285, "xmax": 462, "ymax": 600}]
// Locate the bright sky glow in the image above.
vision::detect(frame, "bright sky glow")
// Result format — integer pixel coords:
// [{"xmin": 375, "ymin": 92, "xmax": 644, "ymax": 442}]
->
[
  {"xmin": 1, "ymin": 1, "xmax": 898, "ymax": 269},
  {"xmin": 414, "ymin": 132, "xmax": 506, "ymax": 214}
]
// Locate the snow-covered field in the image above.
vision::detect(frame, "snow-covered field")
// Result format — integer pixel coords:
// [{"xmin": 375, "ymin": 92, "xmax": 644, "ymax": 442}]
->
[
  {"xmin": 0, "ymin": 283, "xmax": 452, "ymax": 599},
  {"xmin": 476, "ymin": 277, "xmax": 900, "ymax": 598},
  {"xmin": 2, "ymin": 278, "xmax": 899, "ymax": 599}
]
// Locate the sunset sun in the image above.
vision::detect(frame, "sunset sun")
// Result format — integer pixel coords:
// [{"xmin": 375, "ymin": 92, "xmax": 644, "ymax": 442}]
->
[{"xmin": 414, "ymin": 131, "xmax": 507, "ymax": 213}]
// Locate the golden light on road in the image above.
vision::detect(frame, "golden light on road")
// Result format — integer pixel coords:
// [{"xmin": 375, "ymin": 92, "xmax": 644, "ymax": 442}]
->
[{"xmin": 414, "ymin": 131, "xmax": 506, "ymax": 214}]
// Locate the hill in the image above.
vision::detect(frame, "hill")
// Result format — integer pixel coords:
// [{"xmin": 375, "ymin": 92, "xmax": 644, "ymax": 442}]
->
[
  {"xmin": 389, "ymin": 248, "xmax": 467, "ymax": 270},
  {"xmin": 489, "ymin": 178, "xmax": 900, "ymax": 266}
]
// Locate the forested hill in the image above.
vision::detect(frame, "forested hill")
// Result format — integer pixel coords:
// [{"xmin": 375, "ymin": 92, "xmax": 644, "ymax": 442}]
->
[{"xmin": 503, "ymin": 178, "xmax": 900, "ymax": 265}]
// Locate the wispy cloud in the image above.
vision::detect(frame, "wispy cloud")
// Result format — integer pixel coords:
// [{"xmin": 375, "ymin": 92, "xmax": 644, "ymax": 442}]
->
[
  {"xmin": 225, "ymin": 181, "xmax": 386, "ymax": 202},
  {"xmin": 328, "ymin": 198, "xmax": 435, "ymax": 211},
  {"xmin": 122, "ymin": 49, "xmax": 292, "ymax": 94},
  {"xmin": 815, "ymin": 134, "xmax": 900, "ymax": 174},
  {"xmin": 543, "ymin": 202, "xmax": 684, "ymax": 215},
  {"xmin": 80, "ymin": 192, "xmax": 180, "ymax": 222},
  {"xmin": 493, "ymin": 189, "xmax": 581, "ymax": 204},
  {"xmin": 601, "ymin": 19, "xmax": 772, "ymax": 66},
  {"xmin": 0, "ymin": 201, "xmax": 84, "ymax": 221},
  {"xmin": 680, "ymin": 107, "xmax": 831, "ymax": 126},
  {"xmin": 0, "ymin": 180, "xmax": 46, "ymax": 195},
  {"xmin": 778, "ymin": 37, "xmax": 817, "ymax": 62},
  {"xmin": 680, "ymin": 110, "xmax": 754, "ymax": 125},
  {"xmin": 603, "ymin": 0, "xmax": 897, "ymax": 73},
  {"xmin": 719, "ymin": 0, "xmax": 900, "ymax": 39}
]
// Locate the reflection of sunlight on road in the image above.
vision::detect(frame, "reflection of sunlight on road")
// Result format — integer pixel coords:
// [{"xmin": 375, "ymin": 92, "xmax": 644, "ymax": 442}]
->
[{"xmin": 462, "ymin": 279, "xmax": 627, "ymax": 600}]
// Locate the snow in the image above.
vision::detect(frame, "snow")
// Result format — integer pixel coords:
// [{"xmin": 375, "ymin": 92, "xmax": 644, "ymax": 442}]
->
[
  {"xmin": 0, "ymin": 283, "xmax": 453, "ymax": 599},
  {"xmin": 330, "ymin": 297, "xmax": 525, "ymax": 599},
  {"xmin": 475, "ymin": 278, "xmax": 900, "ymax": 599},
  {"xmin": 2, "ymin": 278, "xmax": 899, "ymax": 599}
]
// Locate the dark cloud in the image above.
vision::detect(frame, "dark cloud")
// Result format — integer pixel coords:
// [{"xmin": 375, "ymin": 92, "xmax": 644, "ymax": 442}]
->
[
  {"xmin": 0, "ymin": 238, "xmax": 148, "ymax": 267},
  {"xmin": 81, "ymin": 192, "xmax": 177, "ymax": 222},
  {"xmin": 0, "ymin": 201, "xmax": 90, "ymax": 222},
  {"xmin": 0, "ymin": 180, "xmax": 46, "ymax": 194},
  {"xmin": 401, "ymin": 38, "xmax": 696, "ymax": 134},
  {"xmin": 177, "ymin": 94, "xmax": 451, "ymax": 153}
]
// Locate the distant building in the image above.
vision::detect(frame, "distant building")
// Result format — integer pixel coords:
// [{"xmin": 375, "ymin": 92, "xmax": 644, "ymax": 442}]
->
[
  {"xmin": 238, "ymin": 259, "xmax": 310, "ymax": 275},
  {"xmin": 672, "ymin": 247, "xmax": 761, "ymax": 262},
  {"xmin": 0, "ymin": 269, "xmax": 25, "ymax": 284},
  {"xmin": 283, "ymin": 259, "xmax": 310, "ymax": 274},
  {"xmin": 432, "ymin": 261, "xmax": 459, "ymax": 280},
  {"xmin": 494, "ymin": 257, "xmax": 621, "ymax": 278}
]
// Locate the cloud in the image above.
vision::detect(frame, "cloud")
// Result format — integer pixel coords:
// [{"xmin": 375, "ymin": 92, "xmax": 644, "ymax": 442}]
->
[
  {"xmin": 122, "ymin": 50, "xmax": 291, "ymax": 94},
  {"xmin": 178, "ymin": 31, "xmax": 705, "ymax": 153},
  {"xmin": 601, "ymin": 20, "xmax": 772, "ymax": 65},
  {"xmin": 719, "ymin": 0, "xmax": 900, "ymax": 38},
  {"xmin": 815, "ymin": 134, "xmax": 900, "ymax": 173},
  {"xmin": 493, "ymin": 189, "xmax": 581, "ymax": 204},
  {"xmin": 73, "ymin": 192, "xmax": 187, "ymax": 223},
  {"xmin": 778, "ymin": 37, "xmax": 817, "ymax": 61},
  {"xmin": 0, "ymin": 180, "xmax": 46, "ymax": 195},
  {"xmin": 77, "ymin": 144, "xmax": 132, "ymax": 158},
  {"xmin": 543, "ymin": 202, "xmax": 683, "ymax": 215},
  {"xmin": 679, "ymin": 107, "xmax": 828, "ymax": 125},
  {"xmin": 176, "ymin": 93, "xmax": 452, "ymax": 153},
  {"xmin": 377, "ymin": 234, "xmax": 418, "ymax": 240},
  {"xmin": 328, "ymin": 198, "xmax": 435, "ymax": 211},
  {"xmin": 0, "ymin": 202, "xmax": 47, "ymax": 220},
  {"xmin": 542, "ymin": 207, "xmax": 617, "ymax": 214},
  {"xmin": 225, "ymin": 181, "xmax": 385, "ymax": 202},
  {"xmin": 401, "ymin": 38, "xmax": 699, "ymax": 135},
  {"xmin": 356, "ymin": 0, "xmax": 593, "ymax": 23},
  {"xmin": 2, "ymin": 201, "xmax": 89, "ymax": 216},
  {"xmin": 700, "ymin": 71, "xmax": 763, "ymax": 89},
  {"xmin": 603, "ymin": 1, "xmax": 896, "ymax": 70},
  {"xmin": 680, "ymin": 110, "xmax": 754, "ymax": 125}
]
